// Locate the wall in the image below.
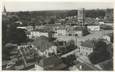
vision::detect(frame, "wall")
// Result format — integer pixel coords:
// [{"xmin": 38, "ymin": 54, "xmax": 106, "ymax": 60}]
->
[
  {"xmin": 28, "ymin": 31, "xmax": 48, "ymax": 39},
  {"xmin": 87, "ymin": 26, "xmax": 100, "ymax": 31},
  {"xmin": 103, "ymin": 35, "xmax": 111, "ymax": 42},
  {"xmin": 37, "ymin": 46, "xmax": 57, "ymax": 57},
  {"xmin": 55, "ymin": 29, "xmax": 67, "ymax": 36},
  {"xmin": 67, "ymin": 31, "xmax": 82, "ymax": 37},
  {"xmin": 79, "ymin": 46, "xmax": 93, "ymax": 56}
]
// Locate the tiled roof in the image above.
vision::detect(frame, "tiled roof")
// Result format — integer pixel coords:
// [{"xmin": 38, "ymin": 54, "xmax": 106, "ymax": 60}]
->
[
  {"xmin": 39, "ymin": 56, "xmax": 67, "ymax": 70},
  {"xmin": 32, "ymin": 36, "xmax": 54, "ymax": 52}
]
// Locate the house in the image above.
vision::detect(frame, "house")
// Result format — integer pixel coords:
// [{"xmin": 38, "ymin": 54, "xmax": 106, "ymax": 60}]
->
[
  {"xmin": 26, "ymin": 26, "xmax": 33, "ymax": 31},
  {"xmin": 55, "ymin": 40, "xmax": 66, "ymax": 47},
  {"xmin": 102, "ymin": 33, "xmax": 113, "ymax": 43},
  {"xmin": 87, "ymin": 24, "xmax": 100, "ymax": 31},
  {"xmin": 28, "ymin": 31, "xmax": 39, "ymax": 39},
  {"xmin": 85, "ymin": 17, "xmax": 97, "ymax": 25},
  {"xmin": 104, "ymin": 23, "xmax": 113, "ymax": 26},
  {"xmin": 32, "ymin": 36, "xmax": 57, "ymax": 57},
  {"xmin": 99, "ymin": 21, "xmax": 104, "ymax": 25},
  {"xmin": 37, "ymin": 46, "xmax": 57, "ymax": 57},
  {"xmin": 56, "ymin": 29, "xmax": 66, "ymax": 36},
  {"xmin": 67, "ymin": 31, "xmax": 82, "ymax": 37},
  {"xmin": 28, "ymin": 30, "xmax": 49, "ymax": 39},
  {"xmin": 54, "ymin": 26, "xmax": 67, "ymax": 37},
  {"xmin": 16, "ymin": 44, "xmax": 35, "ymax": 68},
  {"xmin": 38, "ymin": 56, "xmax": 67, "ymax": 70},
  {"xmin": 79, "ymin": 40, "xmax": 94, "ymax": 56},
  {"xmin": 38, "ymin": 24, "xmax": 65, "ymax": 37},
  {"xmin": 103, "ymin": 35, "xmax": 111, "ymax": 42},
  {"xmin": 67, "ymin": 26, "xmax": 83, "ymax": 37}
]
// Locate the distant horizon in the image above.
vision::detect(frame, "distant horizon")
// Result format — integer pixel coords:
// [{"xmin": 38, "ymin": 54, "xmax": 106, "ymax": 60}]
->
[
  {"xmin": 4, "ymin": 8, "xmax": 114, "ymax": 13},
  {"xmin": 3, "ymin": 2, "xmax": 113, "ymax": 12}
]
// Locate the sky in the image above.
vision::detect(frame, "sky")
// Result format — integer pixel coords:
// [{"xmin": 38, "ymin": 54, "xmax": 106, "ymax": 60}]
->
[{"xmin": 2, "ymin": 1, "xmax": 113, "ymax": 12}]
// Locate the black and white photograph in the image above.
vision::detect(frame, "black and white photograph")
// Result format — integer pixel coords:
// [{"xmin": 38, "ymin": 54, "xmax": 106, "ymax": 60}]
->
[{"xmin": 2, "ymin": 0, "xmax": 114, "ymax": 71}]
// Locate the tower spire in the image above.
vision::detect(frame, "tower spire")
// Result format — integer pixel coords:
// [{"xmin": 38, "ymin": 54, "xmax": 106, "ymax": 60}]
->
[
  {"xmin": 3, "ymin": 6, "xmax": 7, "ymax": 15},
  {"xmin": 4, "ymin": 6, "xmax": 6, "ymax": 12}
]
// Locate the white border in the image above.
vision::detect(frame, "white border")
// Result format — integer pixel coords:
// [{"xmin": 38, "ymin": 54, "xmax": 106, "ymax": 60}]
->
[{"xmin": 0, "ymin": 0, "xmax": 115, "ymax": 72}]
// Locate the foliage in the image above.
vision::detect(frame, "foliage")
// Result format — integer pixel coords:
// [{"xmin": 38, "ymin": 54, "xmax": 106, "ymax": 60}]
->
[
  {"xmin": 85, "ymin": 9, "xmax": 105, "ymax": 18},
  {"xmin": 2, "ymin": 15, "xmax": 28, "ymax": 61},
  {"xmin": 2, "ymin": 15, "xmax": 28, "ymax": 44},
  {"xmin": 6, "ymin": 9, "xmax": 113, "ymax": 26},
  {"xmin": 88, "ymin": 39, "xmax": 111, "ymax": 64},
  {"xmin": 62, "ymin": 54, "xmax": 76, "ymax": 66}
]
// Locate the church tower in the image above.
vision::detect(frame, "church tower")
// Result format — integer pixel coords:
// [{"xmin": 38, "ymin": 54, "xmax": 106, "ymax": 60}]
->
[
  {"xmin": 3, "ymin": 6, "xmax": 7, "ymax": 16},
  {"xmin": 77, "ymin": 8, "xmax": 85, "ymax": 26}
]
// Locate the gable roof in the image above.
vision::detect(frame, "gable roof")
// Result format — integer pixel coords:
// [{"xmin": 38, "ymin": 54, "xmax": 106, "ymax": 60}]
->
[
  {"xmin": 39, "ymin": 56, "xmax": 67, "ymax": 70},
  {"xmin": 32, "ymin": 36, "xmax": 54, "ymax": 52}
]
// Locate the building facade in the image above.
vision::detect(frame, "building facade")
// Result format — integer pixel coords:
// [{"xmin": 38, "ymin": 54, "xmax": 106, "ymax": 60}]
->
[
  {"xmin": 37, "ymin": 46, "xmax": 57, "ymax": 57},
  {"xmin": 28, "ymin": 31, "xmax": 48, "ymax": 39},
  {"xmin": 79, "ymin": 46, "xmax": 93, "ymax": 56},
  {"xmin": 87, "ymin": 25, "xmax": 100, "ymax": 31},
  {"xmin": 77, "ymin": 8, "xmax": 85, "ymax": 25}
]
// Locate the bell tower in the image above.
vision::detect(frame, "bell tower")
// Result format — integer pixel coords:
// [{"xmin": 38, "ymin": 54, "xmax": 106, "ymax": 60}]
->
[{"xmin": 77, "ymin": 8, "xmax": 85, "ymax": 26}]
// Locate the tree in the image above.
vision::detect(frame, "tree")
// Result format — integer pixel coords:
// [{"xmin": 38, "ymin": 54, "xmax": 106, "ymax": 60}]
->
[
  {"xmin": 88, "ymin": 39, "xmax": 111, "ymax": 64},
  {"xmin": 49, "ymin": 18, "xmax": 55, "ymax": 24},
  {"xmin": 4, "ymin": 22, "xmax": 28, "ymax": 44},
  {"xmin": 62, "ymin": 55, "xmax": 76, "ymax": 66},
  {"xmin": 11, "ymin": 29, "xmax": 28, "ymax": 44},
  {"xmin": 85, "ymin": 9, "xmax": 105, "ymax": 18},
  {"xmin": 2, "ymin": 15, "xmax": 28, "ymax": 61}
]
